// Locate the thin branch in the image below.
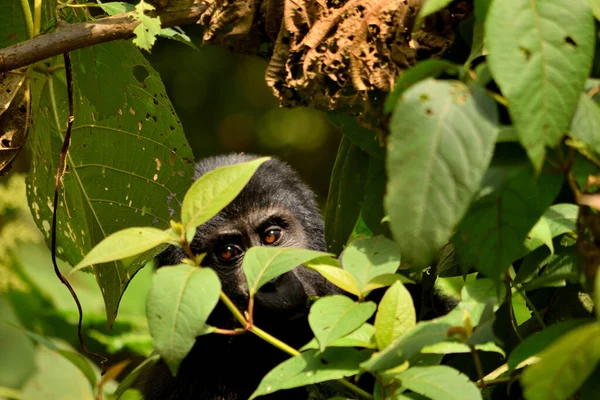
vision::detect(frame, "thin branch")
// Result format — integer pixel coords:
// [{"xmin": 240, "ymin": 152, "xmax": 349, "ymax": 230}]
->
[{"xmin": 0, "ymin": 4, "xmax": 208, "ymax": 72}]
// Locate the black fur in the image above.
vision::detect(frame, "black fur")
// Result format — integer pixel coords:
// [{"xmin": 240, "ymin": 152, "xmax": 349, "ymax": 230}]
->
[{"xmin": 141, "ymin": 154, "xmax": 339, "ymax": 400}]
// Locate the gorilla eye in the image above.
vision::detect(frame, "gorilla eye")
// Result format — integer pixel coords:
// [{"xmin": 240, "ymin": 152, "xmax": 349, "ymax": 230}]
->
[
  {"xmin": 217, "ymin": 245, "xmax": 242, "ymax": 262},
  {"xmin": 262, "ymin": 227, "xmax": 282, "ymax": 245}
]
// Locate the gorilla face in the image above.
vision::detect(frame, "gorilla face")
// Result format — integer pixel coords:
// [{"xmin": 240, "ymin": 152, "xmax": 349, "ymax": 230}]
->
[{"xmin": 157, "ymin": 154, "xmax": 337, "ymax": 322}]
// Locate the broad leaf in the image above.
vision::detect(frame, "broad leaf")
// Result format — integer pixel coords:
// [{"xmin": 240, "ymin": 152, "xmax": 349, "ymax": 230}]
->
[
  {"xmin": 325, "ymin": 136, "xmax": 370, "ymax": 255},
  {"xmin": 309, "ymin": 295, "xmax": 376, "ymax": 352},
  {"xmin": 363, "ymin": 274, "xmax": 414, "ymax": 293},
  {"xmin": 386, "ymin": 79, "xmax": 498, "ymax": 268},
  {"xmin": 508, "ymin": 319, "xmax": 593, "ymax": 371},
  {"xmin": 146, "ymin": 265, "xmax": 220, "ymax": 375},
  {"xmin": 249, "ymin": 348, "xmax": 369, "ymax": 399},
  {"xmin": 486, "ymin": 0, "xmax": 595, "ymax": 169},
  {"xmin": 27, "ymin": 41, "xmax": 195, "ymax": 326},
  {"xmin": 328, "ymin": 114, "xmax": 385, "ymax": 160},
  {"xmin": 305, "ymin": 260, "xmax": 361, "ymax": 296},
  {"xmin": 452, "ymin": 164, "xmax": 563, "ymax": 280},
  {"xmin": 242, "ymin": 247, "xmax": 329, "ymax": 296},
  {"xmin": 340, "ymin": 236, "xmax": 401, "ymax": 294},
  {"xmin": 114, "ymin": 354, "xmax": 160, "ymax": 398},
  {"xmin": 375, "ymin": 282, "xmax": 416, "ymax": 350},
  {"xmin": 395, "ymin": 366, "xmax": 482, "ymax": 400},
  {"xmin": 521, "ymin": 323, "xmax": 600, "ymax": 400},
  {"xmin": 73, "ymin": 227, "xmax": 174, "ymax": 271},
  {"xmin": 181, "ymin": 157, "xmax": 269, "ymax": 235},
  {"xmin": 301, "ymin": 323, "xmax": 377, "ymax": 351},
  {"xmin": 525, "ymin": 217, "xmax": 554, "ymax": 254},
  {"xmin": 570, "ymin": 94, "xmax": 600, "ymax": 155},
  {"xmin": 0, "ymin": 0, "xmax": 28, "ymax": 49}
]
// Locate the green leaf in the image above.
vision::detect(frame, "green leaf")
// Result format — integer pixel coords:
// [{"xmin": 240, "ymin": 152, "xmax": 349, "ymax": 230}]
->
[
  {"xmin": 327, "ymin": 114, "xmax": 385, "ymax": 160},
  {"xmin": 525, "ymin": 217, "xmax": 554, "ymax": 254},
  {"xmin": 131, "ymin": 1, "xmax": 161, "ymax": 51},
  {"xmin": 301, "ymin": 323, "xmax": 377, "ymax": 351},
  {"xmin": 385, "ymin": 60, "xmax": 460, "ymax": 113},
  {"xmin": 421, "ymin": 341, "xmax": 505, "ymax": 357},
  {"xmin": 0, "ymin": 0, "xmax": 28, "ymax": 49},
  {"xmin": 114, "ymin": 354, "xmax": 160, "ymax": 398},
  {"xmin": 308, "ymin": 295, "xmax": 376, "ymax": 352},
  {"xmin": 521, "ymin": 323, "xmax": 600, "ymax": 400},
  {"xmin": 414, "ymin": 0, "xmax": 454, "ymax": 31},
  {"xmin": 21, "ymin": 347, "xmax": 95, "ymax": 400},
  {"xmin": 305, "ymin": 260, "xmax": 361, "ymax": 296},
  {"xmin": 395, "ymin": 366, "xmax": 482, "ymax": 400},
  {"xmin": 375, "ymin": 282, "xmax": 416, "ymax": 350},
  {"xmin": 325, "ymin": 136, "xmax": 370, "ymax": 255},
  {"xmin": 146, "ymin": 265, "xmax": 221, "ymax": 375},
  {"xmin": 24, "ymin": 331, "xmax": 97, "ymax": 390},
  {"xmin": 386, "ymin": 79, "xmax": 499, "ymax": 268},
  {"xmin": 452, "ymin": 164, "xmax": 563, "ymax": 280},
  {"xmin": 249, "ymin": 348, "xmax": 369, "ymax": 399},
  {"xmin": 340, "ymin": 236, "xmax": 401, "ymax": 294},
  {"xmin": 596, "ymin": 270, "xmax": 600, "ymax": 320},
  {"xmin": 181, "ymin": 157, "xmax": 269, "ymax": 235},
  {"xmin": 508, "ymin": 319, "xmax": 593, "ymax": 371},
  {"xmin": 73, "ymin": 227, "xmax": 174, "ymax": 271},
  {"xmin": 242, "ymin": 247, "xmax": 329, "ymax": 296},
  {"xmin": 28, "ymin": 40, "xmax": 195, "ymax": 326},
  {"xmin": 362, "ymin": 156, "xmax": 387, "ymax": 235},
  {"xmin": 98, "ymin": 1, "xmax": 135, "ymax": 15},
  {"xmin": 363, "ymin": 274, "xmax": 415, "ymax": 293},
  {"xmin": 486, "ymin": 0, "xmax": 596, "ymax": 170},
  {"xmin": 590, "ymin": 0, "xmax": 600, "ymax": 20},
  {"xmin": 570, "ymin": 94, "xmax": 600, "ymax": 155}
]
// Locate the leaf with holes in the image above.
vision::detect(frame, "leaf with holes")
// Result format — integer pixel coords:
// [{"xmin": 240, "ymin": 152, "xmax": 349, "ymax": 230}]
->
[
  {"xmin": 308, "ymin": 295, "xmax": 376, "ymax": 352},
  {"xmin": 27, "ymin": 40, "xmax": 195, "ymax": 327},
  {"xmin": 386, "ymin": 79, "xmax": 498, "ymax": 268},
  {"xmin": 242, "ymin": 247, "xmax": 330, "ymax": 296},
  {"xmin": 486, "ymin": 0, "xmax": 595, "ymax": 170},
  {"xmin": 146, "ymin": 265, "xmax": 220, "ymax": 376}
]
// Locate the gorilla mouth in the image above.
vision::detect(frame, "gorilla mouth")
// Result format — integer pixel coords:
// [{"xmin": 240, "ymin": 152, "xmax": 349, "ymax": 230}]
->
[{"xmin": 253, "ymin": 271, "xmax": 309, "ymax": 320}]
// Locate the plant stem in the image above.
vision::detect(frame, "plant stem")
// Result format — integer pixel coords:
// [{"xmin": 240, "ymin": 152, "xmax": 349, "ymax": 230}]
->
[
  {"xmin": 33, "ymin": 0, "xmax": 42, "ymax": 35},
  {"xmin": 251, "ymin": 326, "xmax": 373, "ymax": 400},
  {"xmin": 219, "ymin": 291, "xmax": 247, "ymax": 328},
  {"xmin": 19, "ymin": 0, "xmax": 34, "ymax": 39}
]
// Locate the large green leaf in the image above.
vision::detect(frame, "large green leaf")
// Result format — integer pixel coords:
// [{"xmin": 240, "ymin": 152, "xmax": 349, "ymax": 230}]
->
[
  {"xmin": 0, "ymin": 0, "xmax": 28, "ymax": 49},
  {"xmin": 26, "ymin": 41, "xmax": 195, "ymax": 326},
  {"xmin": 324, "ymin": 136, "xmax": 370, "ymax": 255},
  {"xmin": 301, "ymin": 323, "xmax": 377, "ymax": 351},
  {"xmin": 375, "ymin": 282, "xmax": 416, "ymax": 350},
  {"xmin": 452, "ymin": 164, "xmax": 563, "ymax": 280},
  {"xmin": 340, "ymin": 236, "xmax": 401, "ymax": 294},
  {"xmin": 395, "ymin": 366, "xmax": 481, "ymax": 400},
  {"xmin": 146, "ymin": 265, "xmax": 220, "ymax": 376},
  {"xmin": 521, "ymin": 322, "xmax": 600, "ymax": 400},
  {"xmin": 181, "ymin": 157, "xmax": 269, "ymax": 235},
  {"xmin": 570, "ymin": 94, "xmax": 600, "ymax": 155},
  {"xmin": 486, "ymin": 0, "xmax": 595, "ymax": 170},
  {"xmin": 242, "ymin": 247, "xmax": 329, "ymax": 296},
  {"xmin": 386, "ymin": 79, "xmax": 499, "ymax": 268},
  {"xmin": 508, "ymin": 319, "xmax": 593, "ymax": 371},
  {"xmin": 249, "ymin": 348, "xmax": 369, "ymax": 399},
  {"xmin": 308, "ymin": 295, "xmax": 376, "ymax": 352}
]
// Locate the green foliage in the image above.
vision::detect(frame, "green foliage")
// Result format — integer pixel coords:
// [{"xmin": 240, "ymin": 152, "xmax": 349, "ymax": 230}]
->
[
  {"xmin": 486, "ymin": 0, "xmax": 595, "ymax": 170},
  {"xmin": 146, "ymin": 265, "xmax": 220, "ymax": 375},
  {"xmin": 386, "ymin": 79, "xmax": 498, "ymax": 268},
  {"xmin": 4, "ymin": 0, "xmax": 600, "ymax": 398}
]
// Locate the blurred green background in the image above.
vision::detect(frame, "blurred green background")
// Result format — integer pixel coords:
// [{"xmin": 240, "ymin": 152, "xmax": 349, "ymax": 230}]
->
[{"xmin": 0, "ymin": 29, "xmax": 341, "ymax": 398}]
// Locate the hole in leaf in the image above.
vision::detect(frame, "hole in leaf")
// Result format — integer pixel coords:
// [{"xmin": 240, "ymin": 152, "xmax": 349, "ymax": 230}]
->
[
  {"xmin": 133, "ymin": 65, "xmax": 150, "ymax": 84},
  {"xmin": 425, "ymin": 109, "xmax": 433, "ymax": 116},
  {"xmin": 519, "ymin": 46, "xmax": 531, "ymax": 61},
  {"xmin": 565, "ymin": 36, "xmax": 577, "ymax": 47},
  {"xmin": 1, "ymin": 138, "xmax": 10, "ymax": 147}
]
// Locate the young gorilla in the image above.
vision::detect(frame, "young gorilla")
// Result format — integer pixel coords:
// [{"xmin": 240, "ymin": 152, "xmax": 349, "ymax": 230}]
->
[{"xmin": 142, "ymin": 154, "xmax": 340, "ymax": 400}]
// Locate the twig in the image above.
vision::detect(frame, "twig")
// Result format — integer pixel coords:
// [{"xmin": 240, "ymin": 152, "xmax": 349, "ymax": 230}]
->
[
  {"xmin": 0, "ymin": 4, "xmax": 209, "ymax": 72},
  {"xmin": 49, "ymin": 52, "xmax": 107, "ymax": 384}
]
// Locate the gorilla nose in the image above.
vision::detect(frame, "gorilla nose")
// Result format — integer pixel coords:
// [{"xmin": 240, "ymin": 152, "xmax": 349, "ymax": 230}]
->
[{"xmin": 260, "ymin": 275, "xmax": 283, "ymax": 293}]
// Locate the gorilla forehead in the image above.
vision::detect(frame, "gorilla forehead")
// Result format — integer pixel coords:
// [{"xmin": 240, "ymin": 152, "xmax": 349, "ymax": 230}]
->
[{"xmin": 193, "ymin": 154, "xmax": 325, "ymax": 249}]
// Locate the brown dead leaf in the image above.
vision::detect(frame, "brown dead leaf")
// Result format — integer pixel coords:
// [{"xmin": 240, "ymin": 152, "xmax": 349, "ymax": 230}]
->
[
  {"xmin": 0, "ymin": 68, "xmax": 31, "ymax": 175},
  {"xmin": 196, "ymin": 0, "xmax": 469, "ymax": 127}
]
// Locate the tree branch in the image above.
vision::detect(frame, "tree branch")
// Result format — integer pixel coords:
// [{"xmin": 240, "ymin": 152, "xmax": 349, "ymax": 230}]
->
[{"xmin": 0, "ymin": 5, "xmax": 206, "ymax": 72}]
